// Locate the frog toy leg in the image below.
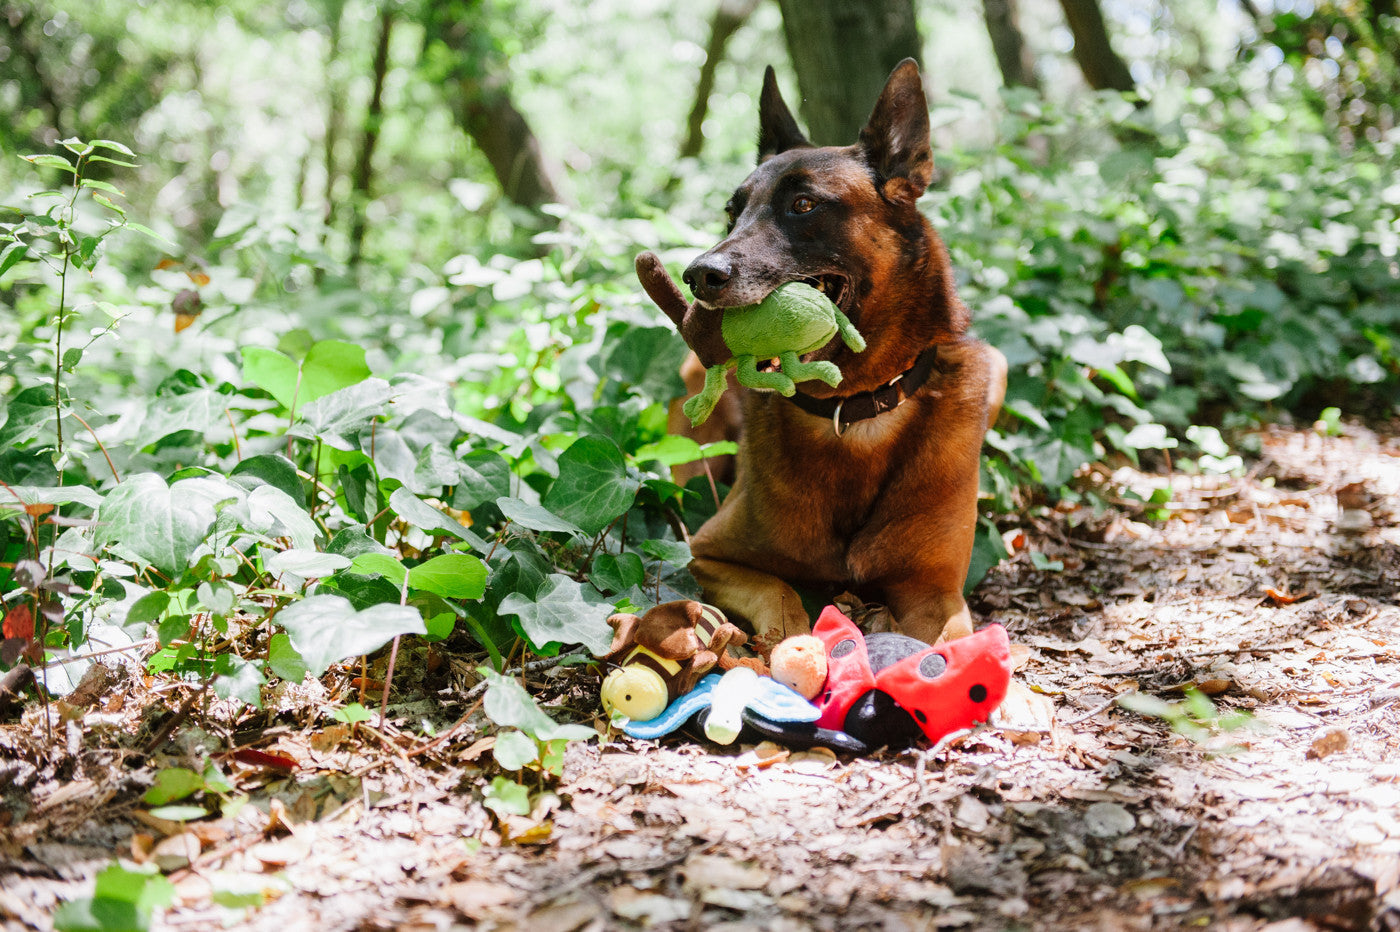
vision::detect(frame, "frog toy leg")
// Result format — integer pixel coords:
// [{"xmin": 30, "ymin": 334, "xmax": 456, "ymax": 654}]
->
[
  {"xmin": 733, "ymin": 355, "xmax": 797, "ymax": 396},
  {"xmin": 682, "ymin": 363, "xmax": 733, "ymax": 427},
  {"xmin": 776, "ymin": 351, "xmax": 842, "ymax": 388},
  {"xmin": 833, "ymin": 309, "xmax": 867, "ymax": 353}
]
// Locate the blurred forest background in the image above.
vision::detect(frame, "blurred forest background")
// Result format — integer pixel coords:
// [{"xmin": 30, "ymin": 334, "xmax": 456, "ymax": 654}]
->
[{"xmin": 0, "ymin": 0, "xmax": 1399, "ymax": 728}]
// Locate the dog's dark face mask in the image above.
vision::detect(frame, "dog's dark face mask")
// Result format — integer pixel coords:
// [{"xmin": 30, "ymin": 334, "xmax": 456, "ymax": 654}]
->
[{"xmin": 681, "ymin": 61, "xmax": 967, "ymax": 391}]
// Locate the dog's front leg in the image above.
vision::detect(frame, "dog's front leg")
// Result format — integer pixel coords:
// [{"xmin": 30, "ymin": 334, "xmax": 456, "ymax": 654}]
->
[
  {"xmin": 882, "ymin": 586, "xmax": 975, "ymax": 645},
  {"xmin": 687, "ymin": 552, "xmax": 812, "ymax": 654},
  {"xmin": 688, "ymin": 490, "xmax": 814, "ymax": 653}
]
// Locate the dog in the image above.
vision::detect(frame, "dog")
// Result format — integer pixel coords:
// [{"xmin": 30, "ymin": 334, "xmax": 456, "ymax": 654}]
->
[{"xmin": 644, "ymin": 59, "xmax": 1006, "ymax": 651}]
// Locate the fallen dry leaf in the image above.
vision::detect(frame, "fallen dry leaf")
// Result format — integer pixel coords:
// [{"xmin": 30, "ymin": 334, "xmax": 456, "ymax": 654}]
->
[{"xmin": 1306, "ymin": 727, "xmax": 1350, "ymax": 760}]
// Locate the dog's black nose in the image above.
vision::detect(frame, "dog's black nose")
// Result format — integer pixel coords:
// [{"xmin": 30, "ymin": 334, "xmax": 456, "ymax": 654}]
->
[{"xmin": 683, "ymin": 253, "xmax": 732, "ymax": 303}]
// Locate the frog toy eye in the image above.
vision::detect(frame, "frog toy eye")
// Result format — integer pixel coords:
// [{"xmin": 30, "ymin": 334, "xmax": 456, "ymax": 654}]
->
[{"xmin": 601, "ymin": 666, "xmax": 669, "ymax": 723}]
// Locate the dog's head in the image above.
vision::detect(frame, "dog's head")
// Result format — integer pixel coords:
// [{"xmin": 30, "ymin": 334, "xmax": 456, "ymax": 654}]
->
[{"xmin": 682, "ymin": 60, "xmax": 969, "ymax": 395}]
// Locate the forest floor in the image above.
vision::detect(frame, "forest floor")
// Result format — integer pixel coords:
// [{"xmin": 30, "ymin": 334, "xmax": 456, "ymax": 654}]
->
[{"xmin": 2, "ymin": 421, "xmax": 1399, "ymax": 932}]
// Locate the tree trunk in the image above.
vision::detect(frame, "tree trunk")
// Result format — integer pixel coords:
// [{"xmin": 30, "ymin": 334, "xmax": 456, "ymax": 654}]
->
[
  {"xmin": 322, "ymin": 0, "xmax": 347, "ymax": 234},
  {"xmin": 422, "ymin": 1, "xmax": 567, "ymax": 211},
  {"xmin": 348, "ymin": 5, "xmax": 393, "ymax": 269},
  {"xmin": 680, "ymin": 0, "xmax": 762, "ymax": 160},
  {"xmin": 982, "ymin": 0, "xmax": 1040, "ymax": 90},
  {"xmin": 1057, "ymin": 0, "xmax": 1136, "ymax": 93},
  {"xmin": 451, "ymin": 74, "xmax": 567, "ymax": 210},
  {"xmin": 773, "ymin": 0, "xmax": 923, "ymax": 145}
]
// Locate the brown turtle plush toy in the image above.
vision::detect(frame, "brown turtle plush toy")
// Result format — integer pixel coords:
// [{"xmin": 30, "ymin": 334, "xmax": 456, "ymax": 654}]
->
[{"xmin": 598, "ymin": 600, "xmax": 766, "ymax": 723}]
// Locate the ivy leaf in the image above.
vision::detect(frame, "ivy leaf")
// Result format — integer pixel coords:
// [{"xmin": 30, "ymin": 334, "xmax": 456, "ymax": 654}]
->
[
  {"xmin": 407, "ymin": 553, "xmax": 486, "ymax": 600},
  {"xmin": 134, "ymin": 388, "xmax": 226, "ymax": 451},
  {"xmin": 452, "ymin": 450, "xmax": 512, "ymax": 510},
  {"xmin": 0, "ymin": 484, "xmax": 103, "ymax": 513},
  {"xmin": 240, "ymin": 340, "xmax": 372, "ymax": 417},
  {"xmin": 540, "ymin": 435, "xmax": 637, "ymax": 536},
  {"xmin": 289, "ymin": 377, "xmax": 392, "ymax": 451},
  {"xmin": 482, "ymin": 776, "xmax": 532, "ymax": 818},
  {"xmin": 265, "ymin": 549, "xmax": 350, "ymax": 578},
  {"xmin": 495, "ymin": 497, "xmax": 584, "ymax": 536},
  {"xmin": 143, "ymin": 768, "xmax": 203, "ymax": 805},
  {"xmin": 95, "ymin": 474, "xmax": 243, "ymax": 578},
  {"xmin": 492, "ymin": 729, "xmax": 540, "ymax": 770},
  {"xmin": 213, "ymin": 654, "xmax": 265, "ymax": 707},
  {"xmin": 277, "ymin": 595, "xmax": 425, "ymax": 677},
  {"xmin": 348, "ymin": 552, "xmax": 408, "ymax": 588},
  {"xmin": 246, "ymin": 485, "xmax": 320, "ymax": 550},
  {"xmin": 496, "ymin": 573, "xmax": 614, "ymax": 656},
  {"xmin": 639, "ymin": 538, "xmax": 691, "ymax": 566},
  {"xmin": 267, "ymin": 633, "xmax": 308, "ymax": 683},
  {"xmin": 388, "ymin": 487, "xmax": 487, "ymax": 551},
  {"xmin": 589, "ymin": 552, "xmax": 646, "ymax": 593},
  {"xmin": 229, "ymin": 453, "xmax": 305, "ymax": 507},
  {"xmin": 479, "ymin": 667, "xmax": 598, "ymax": 743}
]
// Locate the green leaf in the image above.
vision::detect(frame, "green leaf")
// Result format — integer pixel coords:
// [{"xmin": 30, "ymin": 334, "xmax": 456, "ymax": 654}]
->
[
  {"xmin": 589, "ymin": 552, "xmax": 645, "ymax": 593},
  {"xmin": 388, "ymin": 487, "xmax": 487, "ymax": 550},
  {"xmin": 213, "ymin": 655, "xmax": 265, "ymax": 707},
  {"xmin": 332, "ymin": 702, "xmax": 373, "ymax": 724},
  {"xmin": 492, "ymin": 729, "xmax": 539, "ymax": 770},
  {"xmin": 92, "ymin": 193, "xmax": 126, "ymax": 216},
  {"xmin": 229, "ymin": 454, "xmax": 305, "ymax": 507},
  {"xmin": 0, "ymin": 385, "xmax": 58, "ymax": 448},
  {"xmin": 124, "ymin": 222, "xmax": 173, "ymax": 246},
  {"xmin": 143, "ymin": 767, "xmax": 204, "ymax": 805},
  {"xmin": 95, "ymin": 474, "xmax": 243, "ymax": 578},
  {"xmin": 0, "ymin": 240, "xmax": 29, "ymax": 277},
  {"xmin": 24, "ymin": 153, "xmax": 76, "ymax": 173},
  {"xmin": 240, "ymin": 340, "xmax": 371, "ymax": 419},
  {"xmin": 496, "ymin": 573, "xmax": 614, "ymax": 655},
  {"xmin": 407, "ymin": 553, "xmax": 486, "ymax": 600},
  {"xmin": 632, "ymin": 435, "xmax": 703, "ymax": 467},
  {"xmin": 246, "ymin": 485, "xmax": 320, "ymax": 550},
  {"xmin": 135, "ymin": 388, "xmax": 227, "ymax": 451},
  {"xmin": 277, "ymin": 595, "xmax": 425, "ymax": 677},
  {"xmin": 482, "ymin": 776, "xmax": 532, "ymax": 818},
  {"xmin": 496, "ymin": 497, "xmax": 584, "ymax": 536},
  {"xmin": 479, "ymin": 667, "xmax": 597, "ymax": 743},
  {"xmin": 0, "ymin": 484, "xmax": 103, "ymax": 512},
  {"xmin": 80, "ymin": 179, "xmax": 123, "ymax": 196},
  {"xmin": 265, "ymin": 549, "xmax": 351, "ymax": 578},
  {"xmin": 267, "ymin": 633, "xmax": 308, "ymax": 683},
  {"xmin": 90, "ymin": 139, "xmax": 136, "ymax": 157},
  {"xmin": 290, "ymin": 377, "xmax": 392, "ymax": 450},
  {"xmin": 452, "ymin": 450, "xmax": 512, "ymax": 510},
  {"xmin": 300, "ymin": 340, "xmax": 372, "ymax": 404},
  {"xmin": 639, "ymin": 538, "xmax": 691, "ymax": 566},
  {"xmin": 540, "ymin": 436, "xmax": 637, "ymax": 536},
  {"xmin": 146, "ymin": 805, "xmax": 208, "ymax": 822},
  {"xmin": 348, "ymin": 552, "xmax": 408, "ymax": 588},
  {"xmin": 124, "ymin": 591, "xmax": 171, "ymax": 628}
]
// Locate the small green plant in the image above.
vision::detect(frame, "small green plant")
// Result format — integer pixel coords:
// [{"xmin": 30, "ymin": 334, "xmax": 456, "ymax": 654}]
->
[
  {"xmin": 51, "ymin": 861, "xmax": 175, "ymax": 932},
  {"xmin": 1118, "ymin": 687, "xmax": 1255, "ymax": 753}
]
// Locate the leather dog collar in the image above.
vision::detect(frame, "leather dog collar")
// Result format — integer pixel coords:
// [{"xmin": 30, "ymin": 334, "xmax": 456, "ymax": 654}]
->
[{"xmin": 786, "ymin": 346, "xmax": 940, "ymax": 436}]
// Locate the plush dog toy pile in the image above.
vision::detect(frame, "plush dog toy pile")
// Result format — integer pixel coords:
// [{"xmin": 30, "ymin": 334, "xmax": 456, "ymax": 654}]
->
[{"xmin": 597, "ymin": 601, "xmax": 1013, "ymax": 755}]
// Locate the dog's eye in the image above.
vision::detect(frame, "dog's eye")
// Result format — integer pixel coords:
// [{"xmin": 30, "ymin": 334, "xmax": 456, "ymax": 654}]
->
[{"xmin": 791, "ymin": 196, "xmax": 816, "ymax": 215}]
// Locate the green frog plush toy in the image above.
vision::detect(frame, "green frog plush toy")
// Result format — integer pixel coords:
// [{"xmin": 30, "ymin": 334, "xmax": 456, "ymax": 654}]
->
[{"xmin": 635, "ymin": 252, "xmax": 865, "ymax": 426}]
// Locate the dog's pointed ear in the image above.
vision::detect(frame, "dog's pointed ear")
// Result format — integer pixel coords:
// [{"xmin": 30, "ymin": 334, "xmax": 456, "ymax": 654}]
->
[
  {"xmin": 758, "ymin": 66, "xmax": 811, "ymax": 161},
  {"xmin": 859, "ymin": 58, "xmax": 933, "ymax": 205}
]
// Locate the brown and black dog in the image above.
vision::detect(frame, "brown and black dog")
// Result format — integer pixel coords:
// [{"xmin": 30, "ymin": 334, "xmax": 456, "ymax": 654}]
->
[{"xmin": 639, "ymin": 59, "xmax": 1006, "ymax": 652}]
